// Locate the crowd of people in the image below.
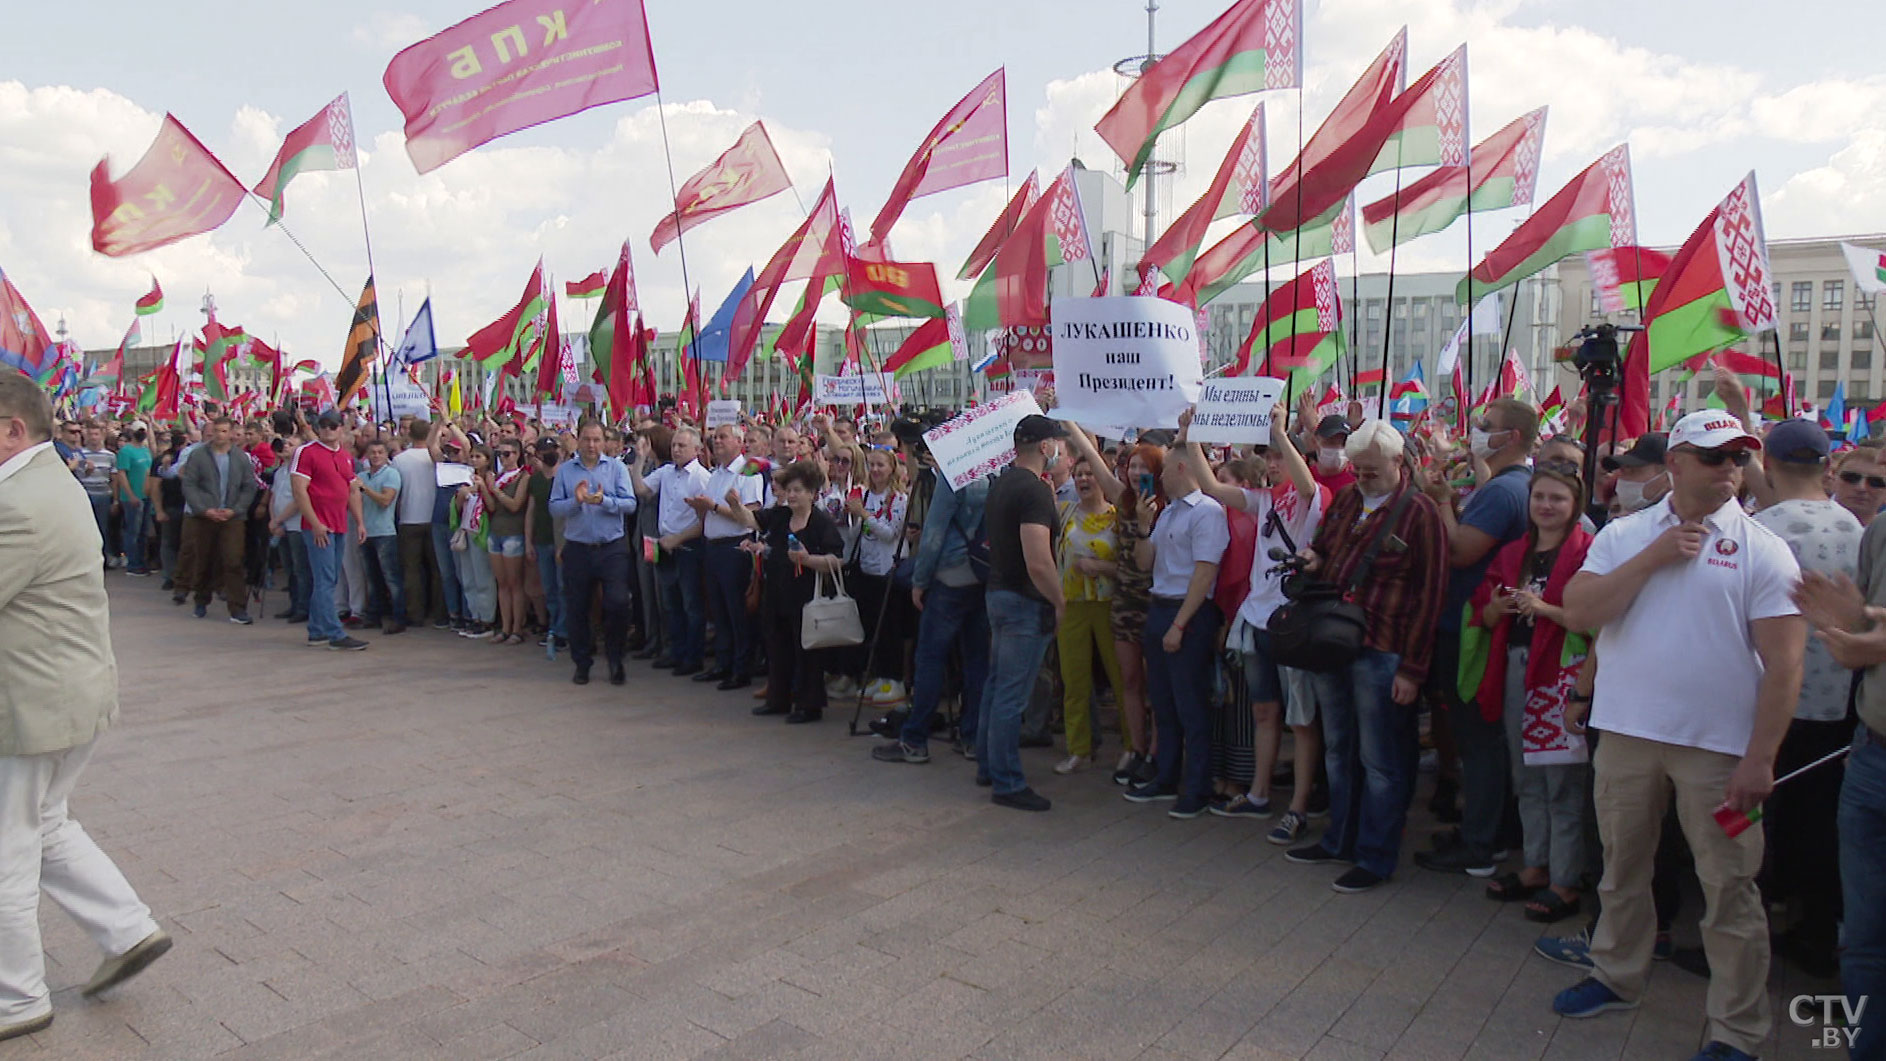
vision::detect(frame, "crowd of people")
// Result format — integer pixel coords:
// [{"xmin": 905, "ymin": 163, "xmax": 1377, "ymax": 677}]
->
[{"xmin": 15, "ymin": 361, "xmax": 1886, "ymax": 1060}]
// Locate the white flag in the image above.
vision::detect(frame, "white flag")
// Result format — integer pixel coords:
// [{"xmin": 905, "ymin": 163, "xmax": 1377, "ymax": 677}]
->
[{"xmin": 1841, "ymin": 241, "xmax": 1886, "ymax": 296}]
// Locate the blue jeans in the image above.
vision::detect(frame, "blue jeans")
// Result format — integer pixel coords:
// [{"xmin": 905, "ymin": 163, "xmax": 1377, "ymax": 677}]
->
[
  {"xmin": 429, "ymin": 522, "xmax": 465, "ymax": 620},
  {"xmin": 119, "ymin": 499, "xmax": 146, "ymax": 570},
  {"xmin": 656, "ymin": 540, "xmax": 705, "ymax": 666},
  {"xmin": 901, "ymin": 582, "xmax": 988, "ymax": 749},
  {"xmin": 280, "ymin": 530, "xmax": 311, "ymax": 617},
  {"xmin": 88, "ymin": 494, "xmax": 113, "ymax": 561},
  {"xmin": 977, "ymin": 589, "xmax": 1056, "ymax": 796},
  {"xmin": 361, "ymin": 536, "xmax": 405, "ymax": 625},
  {"xmin": 535, "ymin": 543, "xmax": 564, "ymax": 638},
  {"xmin": 302, "ymin": 528, "xmax": 344, "ymax": 642},
  {"xmin": 1310, "ymin": 650, "xmax": 1416, "ymax": 878},
  {"xmin": 1842, "ymin": 727, "xmax": 1886, "ymax": 1061},
  {"xmin": 1143, "ymin": 600, "xmax": 1224, "ymax": 804}
]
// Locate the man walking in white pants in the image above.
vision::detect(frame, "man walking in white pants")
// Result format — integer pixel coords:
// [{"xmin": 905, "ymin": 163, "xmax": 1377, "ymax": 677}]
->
[{"xmin": 0, "ymin": 374, "xmax": 170, "ymax": 1042}]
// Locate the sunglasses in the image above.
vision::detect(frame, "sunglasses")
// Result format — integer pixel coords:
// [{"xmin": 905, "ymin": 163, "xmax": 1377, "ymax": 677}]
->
[
  {"xmin": 1683, "ymin": 447, "xmax": 1752, "ymax": 468},
  {"xmin": 1535, "ymin": 459, "xmax": 1583, "ymax": 478},
  {"xmin": 1839, "ymin": 470, "xmax": 1886, "ymax": 489}
]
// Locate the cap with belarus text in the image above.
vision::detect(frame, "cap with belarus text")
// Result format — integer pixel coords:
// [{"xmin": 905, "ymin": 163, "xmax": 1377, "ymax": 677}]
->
[{"xmin": 1668, "ymin": 410, "xmax": 1761, "ymax": 453}]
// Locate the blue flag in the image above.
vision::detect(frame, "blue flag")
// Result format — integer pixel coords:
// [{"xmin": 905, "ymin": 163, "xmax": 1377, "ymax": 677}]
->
[
  {"xmin": 695, "ymin": 268, "xmax": 756, "ymax": 363},
  {"xmin": 1824, "ymin": 381, "xmax": 1846, "ymax": 437},
  {"xmin": 394, "ymin": 297, "xmax": 438, "ymax": 366}
]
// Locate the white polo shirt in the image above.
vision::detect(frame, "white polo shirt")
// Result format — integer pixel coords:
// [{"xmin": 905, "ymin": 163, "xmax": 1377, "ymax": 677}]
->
[
  {"xmin": 1583, "ymin": 496, "xmax": 1800, "ymax": 757},
  {"xmin": 646, "ymin": 459, "xmax": 710, "ymax": 537},
  {"xmin": 1149, "ymin": 490, "xmax": 1230, "ymax": 599},
  {"xmin": 703, "ymin": 455, "xmax": 764, "ymax": 540}
]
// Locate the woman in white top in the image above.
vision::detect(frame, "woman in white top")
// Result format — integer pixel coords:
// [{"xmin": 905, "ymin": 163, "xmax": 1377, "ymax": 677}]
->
[
  {"xmin": 845, "ymin": 447, "xmax": 911, "ymax": 704},
  {"xmin": 1178, "ymin": 404, "xmax": 1328, "ymax": 846}
]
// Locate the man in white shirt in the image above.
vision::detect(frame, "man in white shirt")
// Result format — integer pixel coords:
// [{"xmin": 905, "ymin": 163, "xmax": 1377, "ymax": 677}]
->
[
  {"xmin": 630, "ymin": 428, "xmax": 711, "ymax": 674},
  {"xmin": 691, "ymin": 425, "xmax": 765, "ymax": 690},
  {"xmin": 392, "ymin": 420, "xmax": 446, "ymax": 627},
  {"xmin": 1552, "ymin": 411, "xmax": 1804, "ymax": 1061}
]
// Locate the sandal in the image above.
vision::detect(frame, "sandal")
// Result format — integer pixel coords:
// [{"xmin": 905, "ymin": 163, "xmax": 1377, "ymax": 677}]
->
[
  {"xmin": 1485, "ymin": 873, "xmax": 1540, "ymax": 903},
  {"xmin": 1524, "ymin": 890, "xmax": 1582, "ymax": 924}
]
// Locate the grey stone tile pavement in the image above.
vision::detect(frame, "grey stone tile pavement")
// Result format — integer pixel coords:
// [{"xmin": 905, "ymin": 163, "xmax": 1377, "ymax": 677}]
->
[{"xmin": 13, "ymin": 582, "xmax": 1842, "ymax": 1059}]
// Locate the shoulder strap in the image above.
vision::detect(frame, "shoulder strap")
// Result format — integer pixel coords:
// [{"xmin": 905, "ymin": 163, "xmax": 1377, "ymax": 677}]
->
[
  {"xmin": 1264, "ymin": 502, "xmax": 1298, "ymax": 555},
  {"xmin": 1345, "ymin": 486, "xmax": 1417, "ymax": 595}
]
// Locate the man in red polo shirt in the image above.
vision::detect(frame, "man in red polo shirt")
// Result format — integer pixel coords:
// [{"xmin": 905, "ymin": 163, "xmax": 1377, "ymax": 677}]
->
[{"xmin": 292, "ymin": 409, "xmax": 368, "ymax": 650}]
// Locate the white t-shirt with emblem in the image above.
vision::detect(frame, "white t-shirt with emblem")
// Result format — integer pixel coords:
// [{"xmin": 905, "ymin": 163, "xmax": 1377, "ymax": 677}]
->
[
  {"xmin": 1582, "ymin": 496, "xmax": 1801, "ymax": 757},
  {"xmin": 1753, "ymin": 498, "xmax": 1862, "ymax": 722},
  {"xmin": 1237, "ymin": 481, "xmax": 1333, "ymax": 629}
]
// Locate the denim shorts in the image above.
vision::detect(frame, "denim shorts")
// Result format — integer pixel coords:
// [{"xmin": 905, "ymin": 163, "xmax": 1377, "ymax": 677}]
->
[
  {"xmin": 488, "ymin": 534, "xmax": 525, "ymax": 558},
  {"xmin": 1241, "ymin": 629, "xmax": 1318, "ymax": 727}
]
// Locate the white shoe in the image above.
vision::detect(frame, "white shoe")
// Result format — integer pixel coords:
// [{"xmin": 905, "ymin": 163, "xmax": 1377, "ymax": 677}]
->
[
  {"xmin": 825, "ymin": 676, "xmax": 859, "ymax": 701},
  {"xmin": 868, "ymin": 679, "xmax": 907, "ymax": 707},
  {"xmin": 1053, "ymin": 755, "xmax": 1087, "ymax": 776}
]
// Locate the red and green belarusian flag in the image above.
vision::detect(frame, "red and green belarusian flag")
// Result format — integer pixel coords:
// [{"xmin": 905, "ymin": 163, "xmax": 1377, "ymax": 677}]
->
[
  {"xmin": 1840, "ymin": 241, "xmax": 1886, "ymax": 296},
  {"xmin": 1364, "ymin": 106, "xmax": 1545, "ymax": 253},
  {"xmin": 1643, "ymin": 173, "xmax": 1776, "ymax": 374},
  {"xmin": 1539, "ymin": 385, "xmax": 1566, "ymax": 432},
  {"xmin": 86, "ymin": 321, "xmax": 138, "ymax": 391},
  {"xmin": 589, "ymin": 242, "xmax": 643, "ymax": 420},
  {"xmin": 1175, "ymin": 192, "xmax": 1353, "ymax": 307},
  {"xmin": 842, "ymin": 260, "xmax": 946, "ymax": 320},
  {"xmin": 252, "ymin": 94, "xmax": 356, "ymax": 225},
  {"xmin": 1229, "ymin": 259, "xmax": 1345, "ymax": 391},
  {"xmin": 1585, "ymin": 245, "xmax": 1671, "ymax": 312},
  {"xmin": 135, "ymin": 278, "xmax": 163, "ymax": 316},
  {"xmin": 1140, "ymin": 101, "xmax": 1267, "ymax": 290},
  {"xmin": 1095, "ymin": 0, "xmax": 1301, "ymax": 188},
  {"xmin": 959, "ymin": 171, "xmax": 1039, "ymax": 281},
  {"xmin": 463, "ymin": 260, "xmax": 547, "ymax": 370},
  {"xmin": 883, "ymin": 317, "xmax": 953, "ymax": 380},
  {"xmin": 564, "ymin": 270, "xmax": 607, "ymax": 298},
  {"xmin": 1458, "ymin": 144, "xmax": 1634, "ymax": 304},
  {"xmin": 961, "ymin": 165, "xmax": 1090, "ymax": 330}
]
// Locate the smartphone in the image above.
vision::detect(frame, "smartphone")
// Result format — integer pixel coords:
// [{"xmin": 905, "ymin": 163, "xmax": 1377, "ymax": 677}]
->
[{"xmin": 1138, "ymin": 472, "xmax": 1156, "ymax": 497}]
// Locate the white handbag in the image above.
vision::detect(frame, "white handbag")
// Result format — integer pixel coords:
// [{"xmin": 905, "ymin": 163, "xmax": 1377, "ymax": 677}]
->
[{"xmin": 802, "ymin": 566, "xmax": 865, "ymax": 649}]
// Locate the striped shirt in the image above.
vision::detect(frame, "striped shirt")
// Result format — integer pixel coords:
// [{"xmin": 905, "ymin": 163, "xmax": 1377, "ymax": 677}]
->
[{"xmin": 1307, "ymin": 476, "xmax": 1449, "ymax": 682}]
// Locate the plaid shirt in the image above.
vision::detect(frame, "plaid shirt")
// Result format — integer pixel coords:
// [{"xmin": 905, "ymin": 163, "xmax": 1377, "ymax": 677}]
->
[{"xmin": 1308, "ymin": 474, "xmax": 1449, "ymax": 681}]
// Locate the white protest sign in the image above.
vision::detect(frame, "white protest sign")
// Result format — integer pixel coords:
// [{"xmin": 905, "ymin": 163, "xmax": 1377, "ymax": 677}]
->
[
  {"xmin": 705, "ymin": 400, "xmax": 742, "ymax": 428},
  {"xmin": 384, "ymin": 379, "xmax": 430, "ymax": 419},
  {"xmin": 923, "ymin": 391, "xmax": 1043, "ymax": 492},
  {"xmin": 815, "ymin": 374, "xmax": 889, "ymax": 406},
  {"xmin": 1048, "ymin": 296, "xmax": 1203, "ymax": 430},
  {"xmin": 537, "ymin": 403, "xmax": 580, "ymax": 429},
  {"xmin": 1012, "ymin": 368, "xmax": 1055, "ymax": 394},
  {"xmin": 1188, "ymin": 377, "xmax": 1286, "ymax": 445}
]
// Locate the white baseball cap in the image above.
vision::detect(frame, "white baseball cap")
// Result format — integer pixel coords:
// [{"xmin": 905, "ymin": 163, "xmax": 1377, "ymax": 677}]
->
[{"xmin": 1668, "ymin": 410, "xmax": 1761, "ymax": 453}]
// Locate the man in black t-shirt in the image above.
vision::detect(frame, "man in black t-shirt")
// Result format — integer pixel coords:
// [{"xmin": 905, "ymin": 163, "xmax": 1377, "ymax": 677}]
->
[{"xmin": 977, "ymin": 415, "xmax": 1068, "ymax": 812}]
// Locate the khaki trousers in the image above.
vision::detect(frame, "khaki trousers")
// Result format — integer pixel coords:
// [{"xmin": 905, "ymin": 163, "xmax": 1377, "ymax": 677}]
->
[{"xmin": 1589, "ymin": 732, "xmax": 1769, "ymax": 1053}]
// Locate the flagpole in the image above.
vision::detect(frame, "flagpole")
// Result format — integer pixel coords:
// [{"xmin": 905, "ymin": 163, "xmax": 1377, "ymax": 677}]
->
[
  {"xmin": 1463, "ymin": 140, "xmax": 1476, "ymax": 412},
  {"xmin": 1284, "ymin": 84, "xmax": 1307, "ymax": 413},
  {"xmin": 652, "ymin": 90, "xmax": 700, "ymax": 340},
  {"xmin": 1377, "ymin": 141, "xmax": 1405, "ymax": 410}
]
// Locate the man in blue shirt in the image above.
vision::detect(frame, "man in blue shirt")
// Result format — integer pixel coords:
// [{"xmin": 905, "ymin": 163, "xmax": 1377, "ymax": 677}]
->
[
  {"xmin": 1416, "ymin": 398, "xmax": 1540, "ymax": 876},
  {"xmin": 549, "ymin": 419, "xmax": 637, "ymax": 686}
]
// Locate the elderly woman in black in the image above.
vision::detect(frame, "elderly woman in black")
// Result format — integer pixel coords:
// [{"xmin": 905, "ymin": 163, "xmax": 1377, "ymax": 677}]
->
[{"xmin": 723, "ymin": 460, "xmax": 846, "ymax": 723}]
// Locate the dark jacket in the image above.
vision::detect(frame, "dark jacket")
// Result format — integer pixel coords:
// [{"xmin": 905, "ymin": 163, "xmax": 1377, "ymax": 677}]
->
[{"xmin": 181, "ymin": 443, "xmax": 259, "ymax": 516}]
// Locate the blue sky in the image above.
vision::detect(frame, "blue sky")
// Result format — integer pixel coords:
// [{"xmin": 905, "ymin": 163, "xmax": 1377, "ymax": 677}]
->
[{"xmin": 2, "ymin": 0, "xmax": 1880, "ymax": 364}]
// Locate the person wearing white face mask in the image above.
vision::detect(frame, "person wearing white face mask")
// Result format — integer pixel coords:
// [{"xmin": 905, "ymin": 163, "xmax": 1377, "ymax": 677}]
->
[
  {"xmin": 1310, "ymin": 415, "xmax": 1357, "ymax": 494},
  {"xmin": 1602, "ymin": 434, "xmax": 1669, "ymax": 519}
]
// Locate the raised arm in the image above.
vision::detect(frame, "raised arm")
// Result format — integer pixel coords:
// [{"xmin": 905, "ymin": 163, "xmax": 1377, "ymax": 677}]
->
[{"xmin": 1065, "ymin": 424, "xmax": 1125, "ymax": 503}]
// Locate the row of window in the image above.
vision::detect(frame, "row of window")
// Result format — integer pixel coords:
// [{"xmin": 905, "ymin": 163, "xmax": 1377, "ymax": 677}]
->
[
  {"xmin": 1788, "ymin": 320, "xmax": 1879, "ymax": 343},
  {"xmin": 1787, "ymin": 350, "xmax": 1875, "ymax": 372},
  {"xmin": 1789, "ymin": 280, "xmax": 1877, "ymax": 312},
  {"xmin": 1650, "ymin": 378, "xmax": 1872, "ymax": 402}
]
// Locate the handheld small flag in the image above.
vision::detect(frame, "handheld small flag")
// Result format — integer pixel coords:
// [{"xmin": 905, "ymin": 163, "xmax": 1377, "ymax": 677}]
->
[
  {"xmin": 395, "ymin": 297, "xmax": 438, "ymax": 366},
  {"xmin": 135, "ymin": 278, "xmax": 164, "ymax": 316},
  {"xmin": 565, "ymin": 271, "xmax": 608, "ymax": 299}
]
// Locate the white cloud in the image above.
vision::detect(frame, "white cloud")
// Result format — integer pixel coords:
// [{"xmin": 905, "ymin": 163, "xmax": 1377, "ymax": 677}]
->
[
  {"xmin": 352, "ymin": 12, "xmax": 429, "ymax": 53},
  {"xmin": 1767, "ymin": 130, "xmax": 1886, "ymax": 236}
]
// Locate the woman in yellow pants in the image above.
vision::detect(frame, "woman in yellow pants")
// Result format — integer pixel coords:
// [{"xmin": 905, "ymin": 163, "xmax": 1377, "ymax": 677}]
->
[{"xmin": 1054, "ymin": 444, "xmax": 1126, "ymax": 774}]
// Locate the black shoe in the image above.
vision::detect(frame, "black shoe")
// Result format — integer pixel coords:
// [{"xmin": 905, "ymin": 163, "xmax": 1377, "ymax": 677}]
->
[
  {"xmin": 171, "ymin": 593, "xmax": 186, "ymax": 605},
  {"xmin": 752, "ymin": 703, "xmax": 788, "ymax": 716},
  {"xmin": 692, "ymin": 669, "xmax": 728, "ymax": 683},
  {"xmin": 784, "ymin": 709, "xmax": 822, "ymax": 724},
  {"xmin": 1111, "ymin": 753, "xmax": 1144, "ymax": 786},
  {"xmin": 1285, "ymin": 844, "xmax": 1343, "ymax": 866},
  {"xmin": 327, "ymin": 636, "xmax": 369, "ymax": 652},
  {"xmin": 1018, "ymin": 734, "xmax": 1054, "ymax": 749},
  {"xmin": 228, "ymin": 611, "xmax": 253, "ymax": 625},
  {"xmin": 1429, "ymin": 776, "xmax": 1461, "ymax": 823},
  {"xmin": 651, "ymin": 657, "xmax": 676, "ymax": 670},
  {"xmin": 1168, "ymin": 797, "xmax": 1209, "ymax": 819},
  {"xmin": 1414, "ymin": 845, "xmax": 1498, "ymax": 878},
  {"xmin": 716, "ymin": 676, "xmax": 750, "ymax": 691},
  {"xmin": 572, "ymin": 669, "xmax": 590, "ymax": 685},
  {"xmin": 1123, "ymin": 782, "xmax": 1178, "ymax": 803},
  {"xmin": 608, "ymin": 665, "xmax": 627, "ymax": 686},
  {"xmin": 160, "ymin": 578, "xmax": 175, "ymax": 590},
  {"xmin": 993, "ymin": 788, "xmax": 1052, "ymax": 812},
  {"xmin": 974, "ymin": 774, "xmax": 992, "ymax": 787},
  {"xmin": 286, "ymin": 613, "xmax": 309, "ymax": 623},
  {"xmin": 273, "ymin": 608, "xmax": 296, "ymax": 619},
  {"xmin": 1331, "ymin": 867, "xmax": 1387, "ymax": 894},
  {"xmin": 631, "ymin": 647, "xmax": 659, "ymax": 660},
  {"xmin": 672, "ymin": 662, "xmax": 703, "ymax": 677}
]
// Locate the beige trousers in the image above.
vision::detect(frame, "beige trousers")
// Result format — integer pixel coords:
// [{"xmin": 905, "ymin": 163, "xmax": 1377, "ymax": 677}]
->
[{"xmin": 1588, "ymin": 731, "xmax": 1770, "ymax": 1054}]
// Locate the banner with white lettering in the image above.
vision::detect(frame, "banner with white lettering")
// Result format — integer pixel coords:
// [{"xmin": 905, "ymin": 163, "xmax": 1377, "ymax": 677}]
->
[
  {"xmin": 705, "ymin": 399, "xmax": 742, "ymax": 428},
  {"xmin": 923, "ymin": 390, "xmax": 1042, "ymax": 491},
  {"xmin": 1188, "ymin": 377, "xmax": 1286, "ymax": 445},
  {"xmin": 537, "ymin": 403, "xmax": 580, "ymax": 429},
  {"xmin": 815, "ymin": 374, "xmax": 889, "ymax": 406},
  {"xmin": 1048, "ymin": 296, "xmax": 1203, "ymax": 429}
]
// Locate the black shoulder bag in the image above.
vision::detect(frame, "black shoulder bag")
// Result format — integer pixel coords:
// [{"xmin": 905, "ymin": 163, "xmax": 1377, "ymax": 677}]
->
[{"xmin": 1267, "ymin": 487, "xmax": 1414, "ymax": 673}]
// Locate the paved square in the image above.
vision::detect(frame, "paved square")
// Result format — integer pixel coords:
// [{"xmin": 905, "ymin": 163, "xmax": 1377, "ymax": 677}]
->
[{"xmin": 16, "ymin": 585, "xmax": 1841, "ymax": 1058}]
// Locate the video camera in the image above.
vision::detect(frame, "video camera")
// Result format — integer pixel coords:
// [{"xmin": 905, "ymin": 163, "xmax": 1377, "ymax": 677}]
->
[{"xmin": 1565, "ymin": 322, "xmax": 1642, "ymax": 388}]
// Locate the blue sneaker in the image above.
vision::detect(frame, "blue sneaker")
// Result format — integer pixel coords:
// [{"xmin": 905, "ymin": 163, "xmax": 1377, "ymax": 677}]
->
[
  {"xmin": 1552, "ymin": 977, "xmax": 1636, "ymax": 1018},
  {"xmin": 1209, "ymin": 793, "xmax": 1273, "ymax": 819},
  {"xmin": 1534, "ymin": 926, "xmax": 1593, "ymax": 969},
  {"xmin": 192, "ymin": 603, "xmax": 207, "ymax": 619},
  {"xmin": 1691, "ymin": 1043, "xmax": 1756, "ymax": 1061}
]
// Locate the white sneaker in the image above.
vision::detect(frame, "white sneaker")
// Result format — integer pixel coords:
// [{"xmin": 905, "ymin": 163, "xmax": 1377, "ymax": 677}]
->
[
  {"xmin": 869, "ymin": 678, "xmax": 908, "ymax": 707},
  {"xmin": 1053, "ymin": 755, "xmax": 1087, "ymax": 775},
  {"xmin": 825, "ymin": 675, "xmax": 859, "ymax": 701}
]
